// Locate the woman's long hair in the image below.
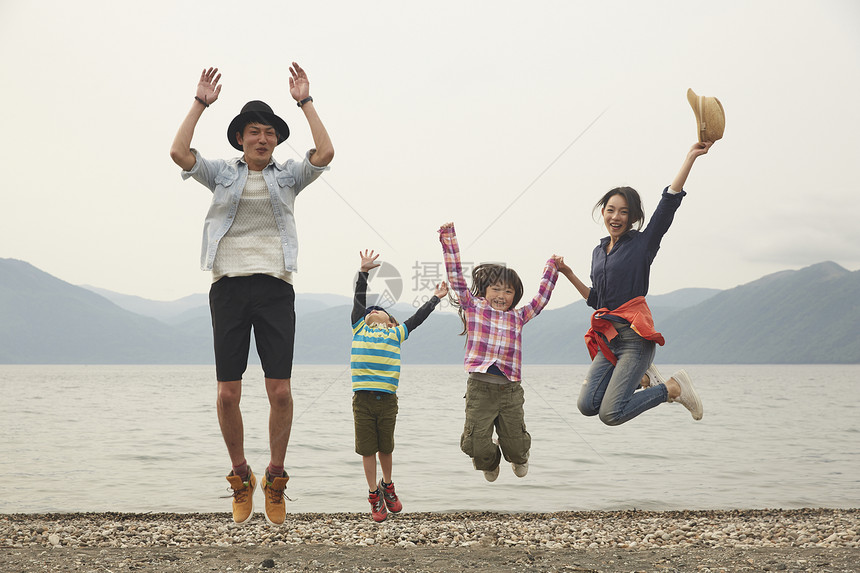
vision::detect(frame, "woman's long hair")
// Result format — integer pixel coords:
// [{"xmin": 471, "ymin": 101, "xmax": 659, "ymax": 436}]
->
[{"xmin": 449, "ymin": 263, "xmax": 524, "ymax": 336}]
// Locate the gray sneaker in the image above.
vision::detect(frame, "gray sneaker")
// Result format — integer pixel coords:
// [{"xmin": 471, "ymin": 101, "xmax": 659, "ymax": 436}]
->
[
  {"xmin": 511, "ymin": 462, "xmax": 529, "ymax": 478},
  {"xmin": 669, "ymin": 369, "xmax": 703, "ymax": 420},
  {"xmin": 644, "ymin": 364, "xmax": 666, "ymax": 388},
  {"xmin": 483, "ymin": 466, "xmax": 500, "ymax": 482}
]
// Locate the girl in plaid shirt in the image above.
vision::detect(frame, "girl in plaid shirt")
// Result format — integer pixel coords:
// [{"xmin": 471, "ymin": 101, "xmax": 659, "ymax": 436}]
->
[{"xmin": 439, "ymin": 222, "xmax": 561, "ymax": 482}]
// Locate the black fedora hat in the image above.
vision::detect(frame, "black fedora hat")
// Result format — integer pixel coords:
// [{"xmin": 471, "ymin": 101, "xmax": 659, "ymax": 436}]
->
[{"xmin": 226, "ymin": 100, "xmax": 290, "ymax": 151}]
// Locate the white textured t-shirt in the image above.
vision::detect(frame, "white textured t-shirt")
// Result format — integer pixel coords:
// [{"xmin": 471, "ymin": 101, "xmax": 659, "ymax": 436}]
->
[{"xmin": 212, "ymin": 170, "xmax": 292, "ymax": 283}]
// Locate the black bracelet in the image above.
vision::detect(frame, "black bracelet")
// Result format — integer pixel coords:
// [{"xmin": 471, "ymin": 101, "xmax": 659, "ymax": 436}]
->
[
  {"xmin": 297, "ymin": 96, "xmax": 313, "ymax": 108},
  {"xmin": 194, "ymin": 96, "xmax": 209, "ymax": 108}
]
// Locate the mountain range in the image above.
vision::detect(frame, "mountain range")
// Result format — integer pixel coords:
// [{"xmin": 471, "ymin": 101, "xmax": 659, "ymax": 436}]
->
[{"xmin": 1, "ymin": 258, "xmax": 858, "ymax": 364}]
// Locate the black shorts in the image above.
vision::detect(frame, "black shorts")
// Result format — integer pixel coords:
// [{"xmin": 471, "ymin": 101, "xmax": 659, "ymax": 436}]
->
[{"xmin": 209, "ymin": 274, "xmax": 295, "ymax": 381}]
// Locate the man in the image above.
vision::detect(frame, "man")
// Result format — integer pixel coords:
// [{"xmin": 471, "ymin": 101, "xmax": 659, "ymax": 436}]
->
[{"xmin": 169, "ymin": 63, "xmax": 334, "ymax": 525}]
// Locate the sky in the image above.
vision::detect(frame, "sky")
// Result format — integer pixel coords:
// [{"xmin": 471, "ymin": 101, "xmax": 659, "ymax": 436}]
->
[{"xmin": 2, "ymin": 0, "xmax": 859, "ymax": 311}]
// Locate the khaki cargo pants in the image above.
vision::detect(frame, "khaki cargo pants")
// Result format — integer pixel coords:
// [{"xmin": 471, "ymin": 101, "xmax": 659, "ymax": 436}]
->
[{"xmin": 460, "ymin": 376, "xmax": 531, "ymax": 471}]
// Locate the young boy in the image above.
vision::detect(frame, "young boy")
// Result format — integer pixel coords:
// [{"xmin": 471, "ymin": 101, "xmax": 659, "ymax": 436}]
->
[{"xmin": 350, "ymin": 249, "xmax": 447, "ymax": 522}]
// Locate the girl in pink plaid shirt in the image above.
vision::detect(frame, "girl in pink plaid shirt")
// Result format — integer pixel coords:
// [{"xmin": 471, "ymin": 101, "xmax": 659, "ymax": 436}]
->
[{"xmin": 439, "ymin": 222, "xmax": 561, "ymax": 482}]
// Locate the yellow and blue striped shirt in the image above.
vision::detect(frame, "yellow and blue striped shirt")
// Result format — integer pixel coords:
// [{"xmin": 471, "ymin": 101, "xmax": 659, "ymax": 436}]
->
[
  {"xmin": 350, "ymin": 270, "xmax": 440, "ymax": 394},
  {"xmin": 350, "ymin": 320, "xmax": 409, "ymax": 393}
]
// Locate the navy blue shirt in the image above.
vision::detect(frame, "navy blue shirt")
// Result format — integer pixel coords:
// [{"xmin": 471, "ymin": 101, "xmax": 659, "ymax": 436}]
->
[{"xmin": 586, "ymin": 187, "xmax": 686, "ymax": 312}]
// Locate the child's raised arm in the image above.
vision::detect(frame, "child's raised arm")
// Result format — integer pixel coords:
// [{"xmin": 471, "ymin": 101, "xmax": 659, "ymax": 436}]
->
[
  {"xmin": 519, "ymin": 255, "xmax": 560, "ymax": 324},
  {"xmin": 402, "ymin": 283, "xmax": 447, "ymax": 334},
  {"xmin": 438, "ymin": 222, "xmax": 471, "ymax": 305},
  {"xmin": 352, "ymin": 249, "xmax": 381, "ymax": 325}
]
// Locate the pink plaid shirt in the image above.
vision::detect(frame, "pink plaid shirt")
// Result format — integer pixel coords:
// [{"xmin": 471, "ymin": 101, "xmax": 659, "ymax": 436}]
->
[{"xmin": 440, "ymin": 225, "xmax": 558, "ymax": 381}]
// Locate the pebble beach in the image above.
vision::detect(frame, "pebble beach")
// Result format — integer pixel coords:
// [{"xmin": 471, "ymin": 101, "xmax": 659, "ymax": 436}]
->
[{"xmin": 3, "ymin": 508, "xmax": 859, "ymax": 572}]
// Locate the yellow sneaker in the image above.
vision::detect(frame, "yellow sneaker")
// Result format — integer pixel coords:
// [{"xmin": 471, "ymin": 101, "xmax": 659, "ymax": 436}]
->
[
  {"xmin": 225, "ymin": 468, "xmax": 256, "ymax": 524},
  {"xmin": 262, "ymin": 471, "xmax": 290, "ymax": 525}
]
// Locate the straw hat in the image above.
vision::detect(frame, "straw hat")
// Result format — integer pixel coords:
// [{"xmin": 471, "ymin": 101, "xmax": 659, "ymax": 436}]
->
[{"xmin": 686, "ymin": 88, "xmax": 725, "ymax": 143}]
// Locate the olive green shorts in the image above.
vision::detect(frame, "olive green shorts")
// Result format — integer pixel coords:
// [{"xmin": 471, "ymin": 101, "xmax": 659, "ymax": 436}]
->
[{"xmin": 352, "ymin": 390, "xmax": 398, "ymax": 456}]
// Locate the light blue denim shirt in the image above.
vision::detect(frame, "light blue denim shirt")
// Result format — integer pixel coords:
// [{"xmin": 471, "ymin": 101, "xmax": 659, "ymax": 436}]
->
[{"xmin": 181, "ymin": 149, "xmax": 329, "ymax": 272}]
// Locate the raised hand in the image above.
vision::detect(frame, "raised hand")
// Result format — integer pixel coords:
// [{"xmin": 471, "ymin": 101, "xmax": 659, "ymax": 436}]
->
[
  {"xmin": 439, "ymin": 222, "xmax": 454, "ymax": 232},
  {"xmin": 671, "ymin": 141, "xmax": 714, "ymax": 192},
  {"xmin": 688, "ymin": 140, "xmax": 713, "ymax": 158},
  {"xmin": 196, "ymin": 67, "xmax": 222, "ymax": 106},
  {"xmin": 434, "ymin": 281, "xmax": 449, "ymax": 299},
  {"xmin": 553, "ymin": 255, "xmax": 591, "ymax": 301},
  {"xmin": 289, "ymin": 62, "xmax": 310, "ymax": 102},
  {"xmin": 359, "ymin": 249, "xmax": 381, "ymax": 273}
]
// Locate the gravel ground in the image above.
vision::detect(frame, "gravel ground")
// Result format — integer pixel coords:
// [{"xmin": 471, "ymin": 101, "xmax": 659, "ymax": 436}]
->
[{"xmin": 2, "ymin": 508, "xmax": 858, "ymax": 572}]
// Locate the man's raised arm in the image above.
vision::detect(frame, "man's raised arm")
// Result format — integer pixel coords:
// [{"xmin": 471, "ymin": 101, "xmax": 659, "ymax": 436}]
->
[
  {"xmin": 288, "ymin": 62, "xmax": 334, "ymax": 167},
  {"xmin": 170, "ymin": 67, "xmax": 222, "ymax": 171}
]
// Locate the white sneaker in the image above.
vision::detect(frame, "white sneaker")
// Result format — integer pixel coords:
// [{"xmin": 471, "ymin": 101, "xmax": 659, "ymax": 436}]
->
[
  {"xmin": 644, "ymin": 364, "xmax": 666, "ymax": 388},
  {"xmin": 511, "ymin": 462, "xmax": 529, "ymax": 478},
  {"xmin": 669, "ymin": 369, "xmax": 703, "ymax": 420},
  {"xmin": 483, "ymin": 465, "xmax": 500, "ymax": 482}
]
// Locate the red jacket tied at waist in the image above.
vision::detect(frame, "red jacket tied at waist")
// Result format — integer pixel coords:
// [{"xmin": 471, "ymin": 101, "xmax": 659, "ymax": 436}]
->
[{"xmin": 584, "ymin": 296, "xmax": 665, "ymax": 365}]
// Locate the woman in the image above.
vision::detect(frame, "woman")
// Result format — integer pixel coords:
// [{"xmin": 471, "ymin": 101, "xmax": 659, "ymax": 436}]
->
[{"xmin": 557, "ymin": 141, "xmax": 712, "ymax": 425}]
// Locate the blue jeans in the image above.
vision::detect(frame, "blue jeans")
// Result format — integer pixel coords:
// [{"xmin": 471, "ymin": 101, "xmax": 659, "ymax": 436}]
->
[{"xmin": 578, "ymin": 323, "xmax": 668, "ymax": 425}]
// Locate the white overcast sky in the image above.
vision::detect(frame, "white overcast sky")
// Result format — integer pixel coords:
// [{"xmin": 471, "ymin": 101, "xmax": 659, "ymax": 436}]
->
[{"xmin": 2, "ymin": 0, "xmax": 859, "ymax": 309}]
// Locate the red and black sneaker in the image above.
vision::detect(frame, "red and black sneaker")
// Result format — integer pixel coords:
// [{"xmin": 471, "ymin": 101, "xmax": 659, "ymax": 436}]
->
[
  {"xmin": 368, "ymin": 489, "xmax": 388, "ymax": 522},
  {"xmin": 378, "ymin": 479, "xmax": 402, "ymax": 513}
]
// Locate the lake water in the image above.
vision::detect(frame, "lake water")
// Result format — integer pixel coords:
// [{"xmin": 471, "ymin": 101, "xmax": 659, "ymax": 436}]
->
[{"xmin": 1, "ymin": 364, "xmax": 858, "ymax": 514}]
